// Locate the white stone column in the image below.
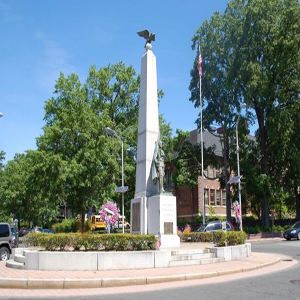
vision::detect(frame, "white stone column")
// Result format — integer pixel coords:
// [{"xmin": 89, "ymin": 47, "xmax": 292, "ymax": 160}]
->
[
  {"xmin": 131, "ymin": 43, "xmax": 180, "ymax": 247},
  {"xmin": 135, "ymin": 44, "xmax": 159, "ymax": 199}
]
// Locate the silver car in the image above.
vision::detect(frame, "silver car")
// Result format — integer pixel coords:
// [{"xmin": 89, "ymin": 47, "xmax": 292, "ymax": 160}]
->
[{"xmin": 0, "ymin": 223, "xmax": 12, "ymax": 261}]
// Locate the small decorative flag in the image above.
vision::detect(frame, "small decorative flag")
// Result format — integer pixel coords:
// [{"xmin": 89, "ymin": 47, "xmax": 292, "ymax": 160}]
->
[
  {"xmin": 198, "ymin": 52, "xmax": 202, "ymax": 78},
  {"xmin": 234, "ymin": 201, "xmax": 241, "ymax": 224}
]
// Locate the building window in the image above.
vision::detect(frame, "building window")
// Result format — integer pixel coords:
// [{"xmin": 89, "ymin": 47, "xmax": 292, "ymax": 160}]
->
[
  {"xmin": 216, "ymin": 190, "xmax": 221, "ymax": 206},
  {"xmin": 210, "ymin": 189, "xmax": 215, "ymax": 206},
  {"xmin": 204, "ymin": 167, "xmax": 208, "ymax": 177},
  {"xmin": 222, "ymin": 191, "xmax": 226, "ymax": 206},
  {"xmin": 165, "ymin": 168, "xmax": 173, "ymax": 186},
  {"xmin": 209, "ymin": 165, "xmax": 214, "ymax": 178},
  {"xmin": 204, "ymin": 188, "xmax": 209, "ymax": 205},
  {"xmin": 216, "ymin": 163, "xmax": 220, "ymax": 178}
]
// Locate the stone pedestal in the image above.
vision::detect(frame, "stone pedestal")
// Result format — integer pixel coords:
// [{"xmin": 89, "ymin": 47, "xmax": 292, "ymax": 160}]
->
[
  {"xmin": 130, "ymin": 197, "xmax": 147, "ymax": 235},
  {"xmin": 147, "ymin": 194, "xmax": 180, "ymax": 248}
]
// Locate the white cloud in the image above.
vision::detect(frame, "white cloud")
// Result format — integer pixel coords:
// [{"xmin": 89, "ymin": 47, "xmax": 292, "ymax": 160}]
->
[
  {"xmin": 0, "ymin": 1, "xmax": 22, "ymax": 23},
  {"xmin": 34, "ymin": 32, "xmax": 77, "ymax": 92}
]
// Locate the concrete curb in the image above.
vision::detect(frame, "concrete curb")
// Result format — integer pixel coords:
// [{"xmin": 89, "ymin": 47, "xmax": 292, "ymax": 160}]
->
[{"xmin": 0, "ymin": 257, "xmax": 282, "ymax": 289}]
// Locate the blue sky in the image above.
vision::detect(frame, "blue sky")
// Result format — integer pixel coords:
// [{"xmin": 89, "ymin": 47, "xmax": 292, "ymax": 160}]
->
[{"xmin": 0, "ymin": 0, "xmax": 230, "ymax": 162}]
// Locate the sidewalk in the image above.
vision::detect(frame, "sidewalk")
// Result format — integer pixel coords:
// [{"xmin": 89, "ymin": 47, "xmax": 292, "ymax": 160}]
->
[{"xmin": 0, "ymin": 243, "xmax": 283, "ymax": 290}]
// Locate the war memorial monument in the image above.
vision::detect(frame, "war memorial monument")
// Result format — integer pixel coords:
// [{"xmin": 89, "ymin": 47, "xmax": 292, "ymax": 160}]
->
[{"xmin": 130, "ymin": 30, "xmax": 180, "ymax": 248}]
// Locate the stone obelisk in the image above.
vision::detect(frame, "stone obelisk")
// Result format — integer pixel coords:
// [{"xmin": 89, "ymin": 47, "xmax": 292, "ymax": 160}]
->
[
  {"xmin": 130, "ymin": 42, "xmax": 159, "ymax": 235},
  {"xmin": 130, "ymin": 32, "xmax": 180, "ymax": 248},
  {"xmin": 135, "ymin": 42, "xmax": 159, "ymax": 200}
]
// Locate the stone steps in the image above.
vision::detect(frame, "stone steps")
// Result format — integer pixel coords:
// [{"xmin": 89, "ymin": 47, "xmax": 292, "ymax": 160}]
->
[
  {"xmin": 6, "ymin": 259, "xmax": 25, "ymax": 270},
  {"xmin": 169, "ymin": 248, "xmax": 226, "ymax": 267},
  {"xmin": 171, "ymin": 249, "xmax": 210, "ymax": 256},
  {"xmin": 169, "ymin": 257, "xmax": 224, "ymax": 267},
  {"xmin": 171, "ymin": 253, "xmax": 215, "ymax": 261},
  {"xmin": 5, "ymin": 248, "xmax": 28, "ymax": 269},
  {"xmin": 14, "ymin": 254, "xmax": 25, "ymax": 264}
]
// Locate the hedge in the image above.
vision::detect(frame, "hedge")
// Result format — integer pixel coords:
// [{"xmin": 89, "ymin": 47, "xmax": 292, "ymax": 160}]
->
[
  {"xmin": 24, "ymin": 233, "xmax": 157, "ymax": 251},
  {"xmin": 180, "ymin": 231, "xmax": 247, "ymax": 247},
  {"xmin": 52, "ymin": 219, "xmax": 91, "ymax": 233},
  {"xmin": 180, "ymin": 232, "xmax": 213, "ymax": 243},
  {"xmin": 213, "ymin": 231, "xmax": 247, "ymax": 247}
]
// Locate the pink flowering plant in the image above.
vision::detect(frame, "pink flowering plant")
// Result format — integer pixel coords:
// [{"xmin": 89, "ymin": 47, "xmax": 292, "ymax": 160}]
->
[{"xmin": 100, "ymin": 201, "xmax": 119, "ymax": 227}]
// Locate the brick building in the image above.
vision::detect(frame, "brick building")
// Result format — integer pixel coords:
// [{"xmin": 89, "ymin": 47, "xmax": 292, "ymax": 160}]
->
[{"xmin": 165, "ymin": 129, "xmax": 234, "ymax": 222}]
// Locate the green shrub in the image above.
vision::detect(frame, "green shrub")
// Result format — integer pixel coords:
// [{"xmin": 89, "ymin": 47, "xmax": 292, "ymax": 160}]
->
[
  {"xmin": 225, "ymin": 231, "xmax": 246, "ymax": 245},
  {"xmin": 244, "ymin": 226, "xmax": 261, "ymax": 234},
  {"xmin": 263, "ymin": 226, "xmax": 272, "ymax": 233},
  {"xmin": 273, "ymin": 225, "xmax": 284, "ymax": 232},
  {"xmin": 181, "ymin": 231, "xmax": 247, "ymax": 247},
  {"xmin": 213, "ymin": 231, "xmax": 226, "ymax": 247},
  {"xmin": 180, "ymin": 232, "xmax": 213, "ymax": 243},
  {"xmin": 24, "ymin": 233, "xmax": 157, "ymax": 251},
  {"xmin": 52, "ymin": 219, "xmax": 91, "ymax": 233}
]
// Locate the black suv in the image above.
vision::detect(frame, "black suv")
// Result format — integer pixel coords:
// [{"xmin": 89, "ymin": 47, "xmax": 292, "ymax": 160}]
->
[{"xmin": 0, "ymin": 223, "xmax": 12, "ymax": 261}]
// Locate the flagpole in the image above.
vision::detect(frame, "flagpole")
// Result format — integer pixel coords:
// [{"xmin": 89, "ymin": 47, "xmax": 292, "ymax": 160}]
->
[{"xmin": 198, "ymin": 45, "xmax": 205, "ymax": 225}]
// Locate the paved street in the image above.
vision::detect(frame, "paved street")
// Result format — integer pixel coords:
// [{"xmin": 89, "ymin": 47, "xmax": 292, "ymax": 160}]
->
[{"xmin": 0, "ymin": 239, "xmax": 299, "ymax": 300}]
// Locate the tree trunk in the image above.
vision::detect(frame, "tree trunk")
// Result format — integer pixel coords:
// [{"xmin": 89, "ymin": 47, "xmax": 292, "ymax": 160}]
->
[
  {"xmin": 260, "ymin": 158, "xmax": 270, "ymax": 228},
  {"xmin": 225, "ymin": 167, "xmax": 231, "ymax": 222},
  {"xmin": 81, "ymin": 202, "xmax": 85, "ymax": 234},
  {"xmin": 295, "ymin": 187, "xmax": 300, "ymax": 221},
  {"xmin": 223, "ymin": 135, "xmax": 231, "ymax": 221},
  {"xmin": 256, "ymin": 106, "xmax": 270, "ymax": 228}
]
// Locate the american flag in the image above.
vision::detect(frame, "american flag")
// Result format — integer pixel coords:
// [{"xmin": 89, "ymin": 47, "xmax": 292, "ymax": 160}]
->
[{"xmin": 198, "ymin": 52, "xmax": 202, "ymax": 78}]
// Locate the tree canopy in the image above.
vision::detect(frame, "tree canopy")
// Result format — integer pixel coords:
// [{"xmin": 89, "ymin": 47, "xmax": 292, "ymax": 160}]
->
[
  {"xmin": 0, "ymin": 62, "xmax": 173, "ymax": 230},
  {"xmin": 190, "ymin": 0, "xmax": 300, "ymax": 226}
]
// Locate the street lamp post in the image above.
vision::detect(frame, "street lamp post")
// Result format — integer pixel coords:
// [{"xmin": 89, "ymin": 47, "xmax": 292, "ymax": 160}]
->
[
  {"xmin": 106, "ymin": 127, "xmax": 127, "ymax": 234},
  {"xmin": 236, "ymin": 103, "xmax": 246, "ymax": 231}
]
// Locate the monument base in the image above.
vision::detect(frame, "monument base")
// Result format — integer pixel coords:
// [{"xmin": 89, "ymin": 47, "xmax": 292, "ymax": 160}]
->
[
  {"xmin": 160, "ymin": 234, "xmax": 180, "ymax": 249},
  {"xmin": 130, "ymin": 194, "xmax": 180, "ymax": 248},
  {"xmin": 148, "ymin": 194, "xmax": 180, "ymax": 248},
  {"xmin": 130, "ymin": 197, "xmax": 147, "ymax": 235}
]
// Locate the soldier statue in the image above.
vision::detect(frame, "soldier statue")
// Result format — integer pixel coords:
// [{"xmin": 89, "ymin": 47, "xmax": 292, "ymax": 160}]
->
[{"xmin": 152, "ymin": 140, "xmax": 165, "ymax": 194}]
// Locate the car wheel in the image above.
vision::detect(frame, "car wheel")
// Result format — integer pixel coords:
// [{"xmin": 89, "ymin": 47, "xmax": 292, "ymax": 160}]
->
[
  {"xmin": 297, "ymin": 233, "xmax": 300, "ymax": 240},
  {"xmin": 286, "ymin": 238, "xmax": 291, "ymax": 241},
  {"xmin": 0, "ymin": 247, "xmax": 10, "ymax": 261}
]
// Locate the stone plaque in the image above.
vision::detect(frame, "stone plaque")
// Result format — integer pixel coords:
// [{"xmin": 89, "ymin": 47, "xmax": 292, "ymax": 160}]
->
[
  {"xmin": 164, "ymin": 222, "xmax": 173, "ymax": 235},
  {"xmin": 132, "ymin": 203, "xmax": 140, "ymax": 232}
]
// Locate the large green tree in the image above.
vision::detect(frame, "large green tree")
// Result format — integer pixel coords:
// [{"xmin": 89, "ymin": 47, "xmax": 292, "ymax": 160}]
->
[
  {"xmin": 1, "ymin": 151, "xmax": 62, "ymax": 226},
  {"xmin": 190, "ymin": 7, "xmax": 245, "ymax": 221},
  {"xmin": 232, "ymin": 0, "xmax": 300, "ymax": 226},
  {"xmin": 190, "ymin": 0, "xmax": 300, "ymax": 227},
  {"xmin": 85, "ymin": 62, "xmax": 140, "ymax": 219},
  {"xmin": 1, "ymin": 62, "xmax": 173, "ymax": 230},
  {"xmin": 36, "ymin": 62, "xmax": 172, "ymax": 230},
  {"xmin": 37, "ymin": 72, "xmax": 117, "ymax": 232}
]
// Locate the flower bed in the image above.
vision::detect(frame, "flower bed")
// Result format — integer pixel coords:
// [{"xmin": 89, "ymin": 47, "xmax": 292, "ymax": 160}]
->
[{"xmin": 24, "ymin": 233, "xmax": 157, "ymax": 251}]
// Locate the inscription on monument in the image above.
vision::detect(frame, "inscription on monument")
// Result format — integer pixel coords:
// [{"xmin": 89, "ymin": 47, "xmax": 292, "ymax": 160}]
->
[
  {"xmin": 161, "ymin": 200, "xmax": 175, "ymax": 222},
  {"xmin": 132, "ymin": 203, "xmax": 140, "ymax": 232},
  {"xmin": 164, "ymin": 222, "xmax": 173, "ymax": 235}
]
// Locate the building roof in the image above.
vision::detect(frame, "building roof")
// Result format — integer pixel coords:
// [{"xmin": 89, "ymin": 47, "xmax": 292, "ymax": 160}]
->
[
  {"xmin": 189, "ymin": 128, "xmax": 256, "ymax": 158},
  {"xmin": 189, "ymin": 129, "xmax": 223, "ymax": 156}
]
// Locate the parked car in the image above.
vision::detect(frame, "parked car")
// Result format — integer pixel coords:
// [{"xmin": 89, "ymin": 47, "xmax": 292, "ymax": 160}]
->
[
  {"xmin": 33, "ymin": 227, "xmax": 43, "ymax": 233},
  {"xmin": 19, "ymin": 227, "xmax": 29, "ymax": 237},
  {"xmin": 10, "ymin": 225, "xmax": 19, "ymax": 248},
  {"xmin": 42, "ymin": 229, "xmax": 55, "ymax": 234},
  {"xmin": 114, "ymin": 221, "xmax": 130, "ymax": 229},
  {"xmin": 283, "ymin": 221, "xmax": 300, "ymax": 240},
  {"xmin": 194, "ymin": 221, "xmax": 235, "ymax": 233},
  {"xmin": 0, "ymin": 223, "xmax": 12, "ymax": 261}
]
